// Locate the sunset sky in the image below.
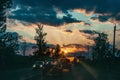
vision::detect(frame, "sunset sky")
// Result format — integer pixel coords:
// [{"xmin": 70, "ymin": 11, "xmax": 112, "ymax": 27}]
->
[{"xmin": 7, "ymin": 0, "xmax": 120, "ymax": 54}]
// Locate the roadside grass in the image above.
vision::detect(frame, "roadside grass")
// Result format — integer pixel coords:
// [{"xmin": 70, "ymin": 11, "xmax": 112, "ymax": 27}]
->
[
  {"xmin": 81, "ymin": 60, "xmax": 120, "ymax": 80},
  {"xmin": 0, "ymin": 56, "xmax": 34, "ymax": 71}
]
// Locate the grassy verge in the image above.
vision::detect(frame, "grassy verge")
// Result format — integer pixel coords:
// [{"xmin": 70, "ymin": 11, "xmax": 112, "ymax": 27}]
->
[
  {"xmin": 0, "ymin": 55, "xmax": 34, "ymax": 71},
  {"xmin": 81, "ymin": 60, "xmax": 120, "ymax": 80}
]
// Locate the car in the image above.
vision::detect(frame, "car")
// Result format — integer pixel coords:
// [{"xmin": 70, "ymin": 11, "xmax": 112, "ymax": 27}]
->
[
  {"xmin": 60, "ymin": 58, "xmax": 72, "ymax": 70},
  {"xmin": 44, "ymin": 61, "xmax": 52, "ymax": 69},
  {"xmin": 32, "ymin": 61, "xmax": 45, "ymax": 70},
  {"xmin": 73, "ymin": 57, "xmax": 80, "ymax": 65}
]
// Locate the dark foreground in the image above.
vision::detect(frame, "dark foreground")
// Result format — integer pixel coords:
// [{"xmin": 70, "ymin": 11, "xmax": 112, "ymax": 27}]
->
[{"xmin": 0, "ymin": 61, "xmax": 120, "ymax": 80}]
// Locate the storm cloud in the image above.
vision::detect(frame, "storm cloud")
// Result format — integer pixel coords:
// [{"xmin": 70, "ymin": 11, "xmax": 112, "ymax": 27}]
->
[
  {"xmin": 64, "ymin": 30, "xmax": 72, "ymax": 33},
  {"xmin": 10, "ymin": 0, "xmax": 120, "ymax": 25},
  {"xmin": 63, "ymin": 44, "xmax": 85, "ymax": 49},
  {"xmin": 79, "ymin": 30, "xmax": 100, "ymax": 40},
  {"xmin": 79, "ymin": 30, "xmax": 99, "ymax": 35}
]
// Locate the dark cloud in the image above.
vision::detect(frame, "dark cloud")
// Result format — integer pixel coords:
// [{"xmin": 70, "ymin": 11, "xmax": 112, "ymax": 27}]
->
[
  {"xmin": 98, "ymin": 16, "xmax": 110, "ymax": 22},
  {"xmin": 63, "ymin": 44, "xmax": 84, "ymax": 49},
  {"xmin": 90, "ymin": 15, "xmax": 114, "ymax": 22},
  {"xmin": 79, "ymin": 30, "xmax": 99, "ymax": 35},
  {"xmin": 9, "ymin": 6, "xmax": 62, "ymax": 26},
  {"xmin": 9, "ymin": 2, "xmax": 82, "ymax": 26},
  {"xmin": 79, "ymin": 30, "xmax": 100, "ymax": 40},
  {"xmin": 10, "ymin": 0, "xmax": 120, "ymax": 25},
  {"xmin": 84, "ymin": 22, "xmax": 91, "ymax": 26},
  {"xmin": 63, "ymin": 16, "xmax": 80, "ymax": 24},
  {"xmin": 9, "ymin": 13, "xmax": 81, "ymax": 26},
  {"xmin": 64, "ymin": 30, "xmax": 72, "ymax": 33},
  {"xmin": 115, "ymin": 14, "xmax": 120, "ymax": 21},
  {"xmin": 78, "ymin": 20, "xmax": 91, "ymax": 26}
]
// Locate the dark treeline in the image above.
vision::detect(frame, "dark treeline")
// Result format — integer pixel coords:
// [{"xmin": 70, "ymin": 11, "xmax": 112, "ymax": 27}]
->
[
  {"xmin": 79, "ymin": 32, "xmax": 120, "ymax": 70},
  {"xmin": 92, "ymin": 32, "xmax": 120, "ymax": 64},
  {"xmin": 33, "ymin": 24, "xmax": 62, "ymax": 61},
  {"xmin": 0, "ymin": 0, "xmax": 33, "ymax": 70}
]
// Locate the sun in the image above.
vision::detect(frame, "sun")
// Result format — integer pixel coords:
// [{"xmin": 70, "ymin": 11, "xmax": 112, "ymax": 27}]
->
[{"xmin": 64, "ymin": 50, "xmax": 68, "ymax": 54}]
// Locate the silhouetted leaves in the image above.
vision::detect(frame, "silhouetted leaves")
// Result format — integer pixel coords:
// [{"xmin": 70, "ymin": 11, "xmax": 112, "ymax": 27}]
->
[
  {"xmin": 33, "ymin": 24, "xmax": 47, "ymax": 60},
  {"xmin": 92, "ymin": 33, "xmax": 110, "ymax": 63},
  {"xmin": 0, "ymin": 0, "xmax": 21, "ymax": 67},
  {"xmin": 53, "ymin": 44, "xmax": 61, "ymax": 59}
]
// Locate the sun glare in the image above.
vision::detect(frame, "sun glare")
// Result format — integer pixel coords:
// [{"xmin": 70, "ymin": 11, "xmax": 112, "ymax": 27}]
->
[
  {"xmin": 64, "ymin": 50, "xmax": 68, "ymax": 54},
  {"xmin": 61, "ymin": 46, "xmax": 87, "ymax": 55}
]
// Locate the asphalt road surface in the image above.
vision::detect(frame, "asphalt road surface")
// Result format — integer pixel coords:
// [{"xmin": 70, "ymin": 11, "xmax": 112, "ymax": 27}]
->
[
  {"xmin": 1, "ymin": 61, "xmax": 120, "ymax": 80},
  {"xmin": 0, "ymin": 62, "xmax": 95, "ymax": 80}
]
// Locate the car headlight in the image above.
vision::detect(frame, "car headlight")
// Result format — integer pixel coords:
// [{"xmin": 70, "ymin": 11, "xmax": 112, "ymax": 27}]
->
[
  {"xmin": 46, "ymin": 62, "xmax": 49, "ymax": 64},
  {"xmin": 33, "ymin": 65, "xmax": 36, "ymax": 68},
  {"xmin": 40, "ymin": 65, "xmax": 43, "ymax": 68}
]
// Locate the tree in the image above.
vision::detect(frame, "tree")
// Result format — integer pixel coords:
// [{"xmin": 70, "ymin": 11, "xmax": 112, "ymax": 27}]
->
[
  {"xmin": 0, "ymin": 32, "xmax": 20, "ymax": 59},
  {"xmin": 92, "ymin": 33, "xmax": 110, "ymax": 63},
  {"xmin": 0, "ymin": 0, "xmax": 12, "ymax": 50},
  {"xmin": 0, "ymin": 0, "xmax": 12, "ymax": 48},
  {"xmin": 54, "ymin": 44, "xmax": 61, "ymax": 59},
  {"xmin": 0, "ymin": 0, "xmax": 11, "ymax": 55},
  {"xmin": 34, "ymin": 24, "xmax": 47, "ymax": 60},
  {"xmin": 5, "ymin": 32, "xmax": 20, "ymax": 54},
  {"xmin": 22, "ymin": 40, "xmax": 27, "ymax": 56},
  {"xmin": 0, "ymin": 0, "xmax": 21, "ymax": 66},
  {"xmin": 0, "ymin": 0, "xmax": 12, "ymax": 31}
]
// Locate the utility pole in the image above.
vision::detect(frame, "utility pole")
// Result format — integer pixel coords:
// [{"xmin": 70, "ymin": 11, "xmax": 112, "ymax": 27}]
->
[{"xmin": 113, "ymin": 24, "xmax": 116, "ymax": 55}]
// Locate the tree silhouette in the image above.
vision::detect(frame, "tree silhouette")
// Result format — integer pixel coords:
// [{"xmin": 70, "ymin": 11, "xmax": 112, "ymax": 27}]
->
[
  {"xmin": 34, "ymin": 24, "xmax": 47, "ymax": 60},
  {"xmin": 0, "ymin": 0, "xmax": 21, "ymax": 66},
  {"xmin": 92, "ymin": 33, "xmax": 110, "ymax": 63},
  {"xmin": 0, "ymin": 0, "xmax": 11, "ymax": 54},
  {"xmin": 0, "ymin": 0, "xmax": 12, "ymax": 30},
  {"xmin": 22, "ymin": 40, "xmax": 27, "ymax": 56},
  {"xmin": 54, "ymin": 44, "xmax": 61, "ymax": 59},
  {"xmin": 0, "ymin": 0, "xmax": 11, "ymax": 48}
]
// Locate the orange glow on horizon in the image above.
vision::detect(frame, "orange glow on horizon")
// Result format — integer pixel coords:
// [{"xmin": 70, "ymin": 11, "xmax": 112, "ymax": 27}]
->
[
  {"xmin": 61, "ymin": 46, "xmax": 87, "ymax": 55},
  {"xmin": 67, "ymin": 57, "xmax": 74, "ymax": 62}
]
